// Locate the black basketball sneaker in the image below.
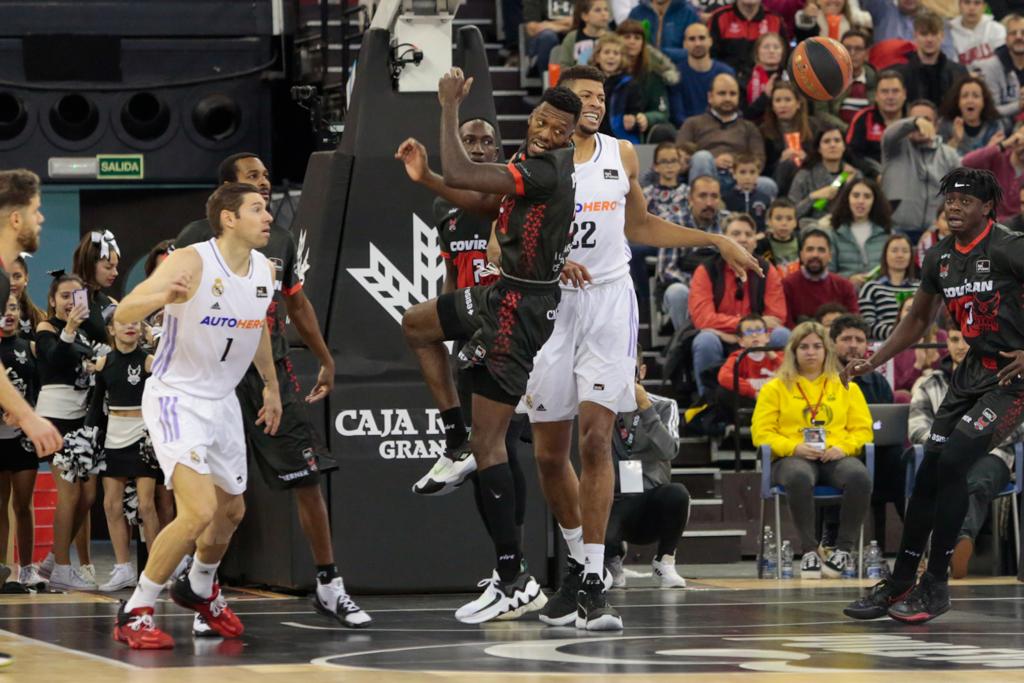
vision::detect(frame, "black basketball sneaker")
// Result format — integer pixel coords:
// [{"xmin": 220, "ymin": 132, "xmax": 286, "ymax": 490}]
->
[
  {"xmin": 887, "ymin": 572, "xmax": 951, "ymax": 624},
  {"xmin": 576, "ymin": 572, "xmax": 623, "ymax": 631},
  {"xmin": 843, "ymin": 577, "xmax": 914, "ymax": 619}
]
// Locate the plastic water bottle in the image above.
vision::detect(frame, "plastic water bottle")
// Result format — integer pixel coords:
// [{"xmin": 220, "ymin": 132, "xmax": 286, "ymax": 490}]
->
[
  {"xmin": 780, "ymin": 540, "xmax": 794, "ymax": 579},
  {"xmin": 762, "ymin": 526, "xmax": 778, "ymax": 578},
  {"xmin": 842, "ymin": 551, "xmax": 857, "ymax": 579},
  {"xmin": 865, "ymin": 540, "xmax": 883, "ymax": 580}
]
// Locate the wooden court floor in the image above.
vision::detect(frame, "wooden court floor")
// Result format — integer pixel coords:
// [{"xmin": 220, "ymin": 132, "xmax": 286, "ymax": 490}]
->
[{"xmin": 3, "ymin": 577, "xmax": 1024, "ymax": 682}]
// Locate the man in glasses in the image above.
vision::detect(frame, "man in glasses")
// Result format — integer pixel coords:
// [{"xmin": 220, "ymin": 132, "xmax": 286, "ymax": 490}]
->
[{"xmin": 689, "ymin": 213, "xmax": 788, "ymax": 398}]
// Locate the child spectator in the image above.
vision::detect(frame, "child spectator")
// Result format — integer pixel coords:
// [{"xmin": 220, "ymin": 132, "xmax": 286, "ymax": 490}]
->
[
  {"xmin": 642, "ymin": 142, "xmax": 689, "ymax": 223},
  {"xmin": 592, "ymin": 34, "xmax": 643, "ymax": 142},
  {"xmin": 724, "ymin": 154, "xmax": 771, "ymax": 231},
  {"xmin": 717, "ymin": 314, "xmax": 782, "ymax": 402},
  {"xmin": 815, "ymin": 302, "xmax": 850, "ymax": 330},
  {"xmin": 756, "ymin": 197, "xmax": 801, "ymax": 270},
  {"xmin": 559, "ymin": 0, "xmax": 612, "ymax": 68},
  {"xmin": 915, "ymin": 208, "xmax": 950, "ymax": 265}
]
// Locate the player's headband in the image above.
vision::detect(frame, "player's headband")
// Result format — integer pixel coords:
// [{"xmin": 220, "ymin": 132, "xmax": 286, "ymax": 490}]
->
[{"xmin": 944, "ymin": 180, "xmax": 990, "ymax": 202}]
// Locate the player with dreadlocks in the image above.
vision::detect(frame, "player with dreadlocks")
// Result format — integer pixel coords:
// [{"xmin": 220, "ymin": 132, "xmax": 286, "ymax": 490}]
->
[{"xmin": 842, "ymin": 168, "xmax": 1024, "ymax": 623}]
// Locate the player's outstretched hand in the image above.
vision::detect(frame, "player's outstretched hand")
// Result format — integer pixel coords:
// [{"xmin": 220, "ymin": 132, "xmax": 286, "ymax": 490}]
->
[
  {"xmin": 20, "ymin": 413, "xmax": 63, "ymax": 458},
  {"xmin": 396, "ymin": 138, "xmax": 429, "ymax": 182},
  {"xmin": 560, "ymin": 260, "xmax": 592, "ymax": 288},
  {"xmin": 718, "ymin": 235, "xmax": 762, "ymax": 282},
  {"xmin": 305, "ymin": 364, "xmax": 334, "ymax": 404},
  {"xmin": 839, "ymin": 358, "xmax": 874, "ymax": 388},
  {"xmin": 438, "ymin": 67, "xmax": 474, "ymax": 107},
  {"xmin": 257, "ymin": 386, "xmax": 283, "ymax": 435},
  {"xmin": 997, "ymin": 350, "xmax": 1024, "ymax": 386}
]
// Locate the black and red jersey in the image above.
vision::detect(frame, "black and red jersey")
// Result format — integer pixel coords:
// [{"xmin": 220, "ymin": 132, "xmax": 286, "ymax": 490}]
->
[
  {"xmin": 433, "ymin": 199, "xmax": 497, "ymax": 289},
  {"xmin": 496, "ymin": 145, "xmax": 577, "ymax": 282},
  {"xmin": 921, "ymin": 221, "xmax": 1024, "ymax": 364}
]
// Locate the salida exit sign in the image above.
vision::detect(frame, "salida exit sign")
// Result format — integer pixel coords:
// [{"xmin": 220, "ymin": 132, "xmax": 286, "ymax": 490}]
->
[{"xmin": 96, "ymin": 154, "xmax": 144, "ymax": 180}]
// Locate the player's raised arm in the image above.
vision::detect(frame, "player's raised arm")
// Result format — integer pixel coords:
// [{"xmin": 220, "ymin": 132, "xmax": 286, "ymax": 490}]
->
[
  {"xmin": 115, "ymin": 247, "xmax": 200, "ymax": 325},
  {"xmin": 395, "ymin": 137, "xmax": 502, "ymax": 218}
]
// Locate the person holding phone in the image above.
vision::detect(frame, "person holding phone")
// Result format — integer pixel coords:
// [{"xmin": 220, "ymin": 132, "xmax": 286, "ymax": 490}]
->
[
  {"xmin": 751, "ymin": 320, "xmax": 874, "ymax": 579},
  {"xmin": 34, "ymin": 272, "xmax": 100, "ymax": 591},
  {"xmin": 71, "ymin": 229, "xmax": 120, "ymax": 348}
]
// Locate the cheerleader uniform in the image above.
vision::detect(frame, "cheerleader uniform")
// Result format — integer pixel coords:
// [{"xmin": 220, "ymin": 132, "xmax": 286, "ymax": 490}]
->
[
  {"xmin": 89, "ymin": 347, "xmax": 160, "ymax": 481},
  {"xmin": 34, "ymin": 316, "xmax": 93, "ymax": 440},
  {"xmin": 0, "ymin": 334, "xmax": 39, "ymax": 471}
]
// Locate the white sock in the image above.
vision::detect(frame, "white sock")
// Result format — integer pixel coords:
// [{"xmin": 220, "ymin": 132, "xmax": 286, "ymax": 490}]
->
[
  {"xmin": 583, "ymin": 543, "xmax": 604, "ymax": 578},
  {"xmin": 188, "ymin": 558, "xmax": 220, "ymax": 599},
  {"xmin": 124, "ymin": 574, "xmax": 164, "ymax": 612},
  {"xmin": 560, "ymin": 525, "xmax": 585, "ymax": 565}
]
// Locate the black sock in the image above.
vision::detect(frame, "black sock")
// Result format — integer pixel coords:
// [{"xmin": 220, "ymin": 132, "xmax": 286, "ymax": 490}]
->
[
  {"xmin": 478, "ymin": 463, "xmax": 521, "ymax": 583},
  {"xmin": 316, "ymin": 563, "xmax": 339, "ymax": 585},
  {"xmin": 440, "ymin": 407, "xmax": 468, "ymax": 450},
  {"xmin": 893, "ymin": 453, "xmax": 939, "ymax": 583}
]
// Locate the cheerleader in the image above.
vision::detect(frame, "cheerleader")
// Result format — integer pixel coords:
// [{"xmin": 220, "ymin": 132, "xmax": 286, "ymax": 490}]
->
[
  {"xmin": 8, "ymin": 256, "xmax": 44, "ymax": 342},
  {"xmin": 90, "ymin": 318, "xmax": 160, "ymax": 592},
  {"xmin": 0, "ymin": 295, "xmax": 42, "ymax": 588}
]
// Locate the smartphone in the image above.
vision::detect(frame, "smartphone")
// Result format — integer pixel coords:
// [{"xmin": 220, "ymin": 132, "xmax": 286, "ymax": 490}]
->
[{"xmin": 72, "ymin": 288, "xmax": 88, "ymax": 311}]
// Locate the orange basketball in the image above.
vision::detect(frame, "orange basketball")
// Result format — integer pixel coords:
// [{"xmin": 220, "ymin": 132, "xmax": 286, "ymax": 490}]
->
[{"xmin": 787, "ymin": 37, "xmax": 853, "ymax": 101}]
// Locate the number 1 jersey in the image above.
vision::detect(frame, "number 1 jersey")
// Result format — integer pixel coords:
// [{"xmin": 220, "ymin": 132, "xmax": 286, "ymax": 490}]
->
[{"xmin": 151, "ymin": 239, "xmax": 274, "ymax": 400}]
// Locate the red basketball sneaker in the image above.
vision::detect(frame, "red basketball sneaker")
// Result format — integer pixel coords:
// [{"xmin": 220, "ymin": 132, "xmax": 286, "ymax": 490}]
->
[
  {"xmin": 170, "ymin": 574, "xmax": 244, "ymax": 638},
  {"xmin": 113, "ymin": 602, "xmax": 174, "ymax": 650}
]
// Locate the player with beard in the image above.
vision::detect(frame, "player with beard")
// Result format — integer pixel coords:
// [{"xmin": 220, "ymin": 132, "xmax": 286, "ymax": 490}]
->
[
  {"xmin": 843, "ymin": 168, "xmax": 1024, "ymax": 623},
  {"xmin": 399, "ymin": 72, "xmax": 580, "ymax": 624},
  {"xmin": 522, "ymin": 65, "xmax": 760, "ymax": 631}
]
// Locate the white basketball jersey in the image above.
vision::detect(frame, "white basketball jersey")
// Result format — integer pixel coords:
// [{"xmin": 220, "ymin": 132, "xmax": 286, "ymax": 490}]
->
[
  {"xmin": 150, "ymin": 239, "xmax": 273, "ymax": 400},
  {"xmin": 567, "ymin": 133, "xmax": 632, "ymax": 287}
]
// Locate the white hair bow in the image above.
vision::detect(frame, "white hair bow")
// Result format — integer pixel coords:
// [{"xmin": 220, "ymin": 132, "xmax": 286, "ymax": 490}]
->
[{"xmin": 90, "ymin": 230, "xmax": 120, "ymax": 261}]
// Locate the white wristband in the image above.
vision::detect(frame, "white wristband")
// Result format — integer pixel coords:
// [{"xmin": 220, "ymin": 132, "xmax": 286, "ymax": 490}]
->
[{"xmin": 59, "ymin": 329, "xmax": 76, "ymax": 344}]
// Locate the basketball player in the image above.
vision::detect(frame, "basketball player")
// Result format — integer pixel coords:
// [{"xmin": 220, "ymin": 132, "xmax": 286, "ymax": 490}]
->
[
  {"xmin": 0, "ymin": 170, "xmax": 63, "ymax": 457},
  {"xmin": 112, "ymin": 183, "xmax": 282, "ymax": 649},
  {"xmin": 525, "ymin": 65, "xmax": 762, "ymax": 630},
  {"xmin": 399, "ymin": 70, "xmax": 578, "ymax": 623},
  {"xmin": 844, "ymin": 169, "xmax": 1024, "ymax": 623},
  {"xmin": 175, "ymin": 153, "xmax": 370, "ymax": 630}
]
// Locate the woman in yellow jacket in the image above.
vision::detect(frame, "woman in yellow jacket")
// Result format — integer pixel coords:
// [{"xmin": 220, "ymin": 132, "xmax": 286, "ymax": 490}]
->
[{"xmin": 752, "ymin": 321, "xmax": 874, "ymax": 579}]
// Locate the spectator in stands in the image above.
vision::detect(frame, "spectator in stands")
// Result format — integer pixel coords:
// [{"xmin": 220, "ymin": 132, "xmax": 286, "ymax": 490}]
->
[
  {"xmin": 0, "ymin": 295, "xmax": 40, "ymax": 588},
  {"xmin": 820, "ymin": 30, "xmax": 877, "ymax": 134},
  {"xmin": 708, "ymin": 0, "xmax": 788, "ymax": 74},
  {"xmin": 949, "ymin": 0, "xmax": 1006, "ymax": 68},
  {"xmin": 846, "ymin": 70, "xmax": 907, "ymax": 176},
  {"xmin": 751, "ymin": 320, "xmax": 874, "ymax": 578},
  {"xmin": 689, "ymin": 213, "xmax": 788, "ymax": 396},
  {"xmin": 881, "ymin": 100, "xmax": 962, "ymax": 237},
  {"xmin": 605, "ymin": 352, "xmax": 690, "ymax": 589},
  {"xmin": 717, "ymin": 313, "xmax": 782, "ymax": 406},
  {"xmin": 756, "ymin": 198, "xmax": 801, "ymax": 270},
  {"xmin": 643, "ymin": 142, "xmax": 689, "ymax": 218},
  {"xmin": 860, "ymin": 0, "xmax": 957, "ymax": 58},
  {"xmin": 830, "ymin": 314, "xmax": 894, "ymax": 402},
  {"xmin": 894, "ymin": 11, "xmax": 968, "ymax": 107},
  {"xmin": 35, "ymin": 273, "xmax": 98, "ymax": 591},
  {"xmin": 742, "ymin": 32, "xmax": 788, "ymax": 124},
  {"xmin": 657, "ymin": 176, "xmax": 731, "ymax": 330},
  {"xmin": 615, "ymin": 21, "xmax": 678, "ymax": 142},
  {"xmin": 857, "ymin": 234, "xmax": 919, "ymax": 340},
  {"xmin": 815, "ymin": 302, "xmax": 850, "ymax": 329},
  {"xmin": 558, "ymin": 0, "xmax": 611, "ymax": 68},
  {"xmin": 908, "ymin": 319, "xmax": 1022, "ymax": 579},
  {"xmin": 962, "ymin": 125, "xmax": 1024, "ymax": 223},
  {"xmin": 789, "ymin": 125, "xmax": 858, "ymax": 226},
  {"xmin": 724, "ymin": 154, "xmax": 771, "ymax": 230},
  {"xmin": 671, "ymin": 23, "xmax": 736, "ymax": 125},
  {"xmin": 626, "ymin": 0, "xmax": 697, "ymax": 64},
  {"xmin": 938, "ymin": 75, "xmax": 1007, "ymax": 155},
  {"xmin": 9, "ymin": 255, "xmax": 44, "ymax": 342},
  {"xmin": 591, "ymin": 34, "xmax": 644, "ymax": 141},
  {"xmin": 916, "ymin": 206, "xmax": 950, "ymax": 262},
  {"xmin": 71, "ymin": 230, "xmax": 120, "ymax": 347},
  {"xmin": 997, "ymin": 14, "xmax": 1024, "ymax": 89},
  {"xmin": 783, "ymin": 229, "xmax": 861, "ymax": 326},
  {"xmin": 794, "ymin": 0, "xmax": 873, "ymax": 42},
  {"xmin": 891, "ymin": 294, "xmax": 943, "ymax": 397},
  {"xmin": 760, "ymin": 81, "xmax": 818, "ymax": 184},
  {"xmin": 827, "ymin": 176, "xmax": 893, "ymax": 285},
  {"xmin": 523, "ymin": 0, "xmax": 575, "ymax": 77}
]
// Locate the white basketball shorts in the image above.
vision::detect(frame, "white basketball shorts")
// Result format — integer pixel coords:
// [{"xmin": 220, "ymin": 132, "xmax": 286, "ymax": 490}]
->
[
  {"xmin": 142, "ymin": 378, "xmax": 248, "ymax": 495},
  {"xmin": 519, "ymin": 274, "xmax": 639, "ymax": 422}
]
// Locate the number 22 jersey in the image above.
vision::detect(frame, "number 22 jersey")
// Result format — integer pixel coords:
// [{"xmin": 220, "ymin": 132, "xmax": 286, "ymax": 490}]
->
[
  {"xmin": 151, "ymin": 239, "xmax": 274, "ymax": 400},
  {"xmin": 921, "ymin": 221, "xmax": 1024, "ymax": 362}
]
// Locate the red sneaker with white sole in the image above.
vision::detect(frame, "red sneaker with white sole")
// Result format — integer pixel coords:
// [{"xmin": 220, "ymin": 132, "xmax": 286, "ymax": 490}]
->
[{"xmin": 113, "ymin": 602, "xmax": 174, "ymax": 650}]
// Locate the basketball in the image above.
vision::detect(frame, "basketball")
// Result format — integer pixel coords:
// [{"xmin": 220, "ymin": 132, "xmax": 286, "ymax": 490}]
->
[{"xmin": 788, "ymin": 36, "xmax": 853, "ymax": 101}]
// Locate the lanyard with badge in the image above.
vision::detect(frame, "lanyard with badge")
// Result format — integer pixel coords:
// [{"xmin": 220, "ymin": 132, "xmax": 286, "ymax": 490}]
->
[
  {"xmin": 618, "ymin": 414, "xmax": 644, "ymax": 494},
  {"xmin": 798, "ymin": 379, "xmax": 827, "ymax": 450}
]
